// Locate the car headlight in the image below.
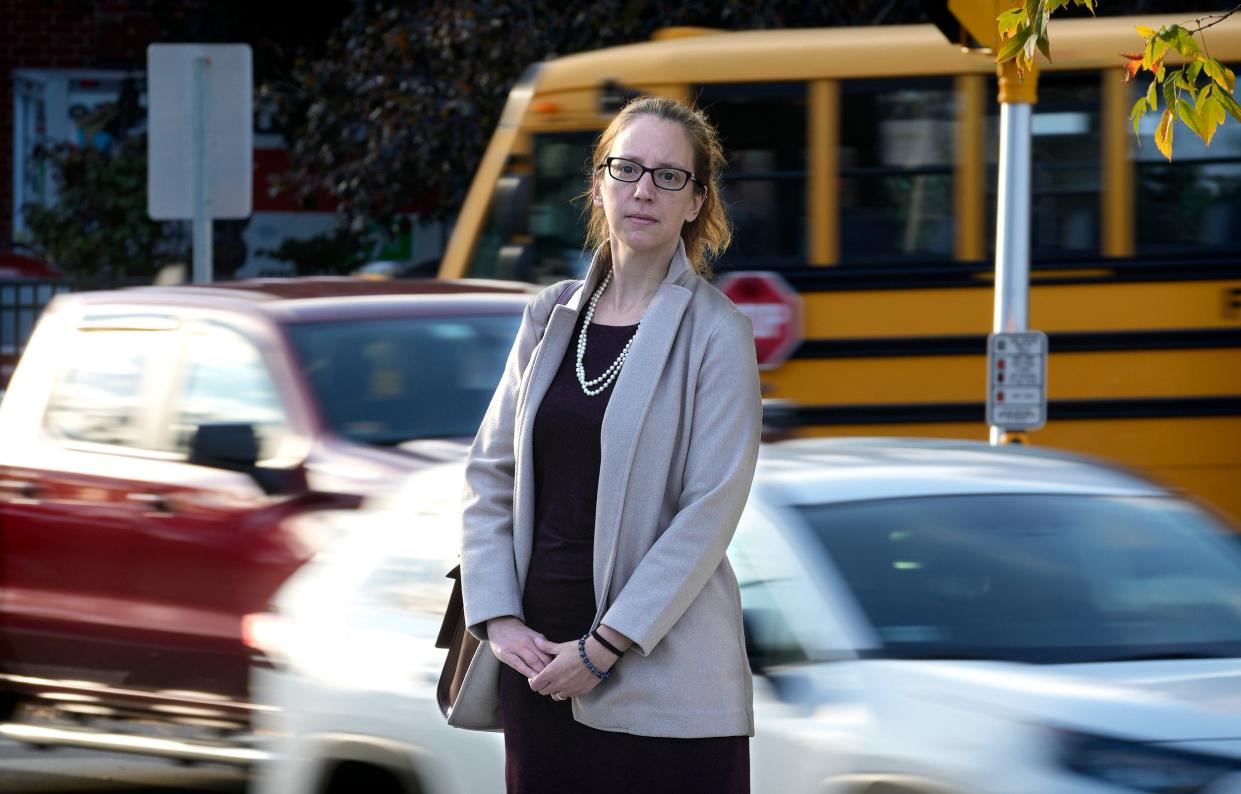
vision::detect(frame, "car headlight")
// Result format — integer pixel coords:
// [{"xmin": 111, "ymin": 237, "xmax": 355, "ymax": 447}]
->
[{"xmin": 1056, "ymin": 729, "xmax": 1241, "ymax": 793}]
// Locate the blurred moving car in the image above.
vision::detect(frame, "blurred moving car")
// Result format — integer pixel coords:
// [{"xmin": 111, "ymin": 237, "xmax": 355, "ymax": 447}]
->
[
  {"xmin": 250, "ymin": 438, "xmax": 1241, "ymax": 794},
  {"xmin": 355, "ymin": 258, "xmax": 442, "ymax": 280},
  {"xmin": 0, "ymin": 276, "xmax": 533, "ymax": 762},
  {"xmin": 0, "ymin": 243, "xmax": 62, "ymax": 280}
]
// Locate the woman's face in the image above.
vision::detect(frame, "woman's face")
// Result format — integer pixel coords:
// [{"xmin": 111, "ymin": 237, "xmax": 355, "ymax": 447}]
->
[{"xmin": 593, "ymin": 115, "xmax": 704, "ymax": 259}]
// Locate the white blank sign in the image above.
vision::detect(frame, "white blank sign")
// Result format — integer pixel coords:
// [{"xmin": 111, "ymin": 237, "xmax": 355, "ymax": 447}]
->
[{"xmin": 147, "ymin": 44, "xmax": 252, "ymax": 220}]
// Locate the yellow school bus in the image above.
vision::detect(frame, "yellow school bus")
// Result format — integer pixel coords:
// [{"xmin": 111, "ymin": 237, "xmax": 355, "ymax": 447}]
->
[{"xmin": 438, "ymin": 14, "xmax": 1241, "ymax": 524}]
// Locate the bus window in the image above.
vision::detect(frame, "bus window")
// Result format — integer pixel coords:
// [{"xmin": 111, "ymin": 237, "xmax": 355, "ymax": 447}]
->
[
  {"xmin": 699, "ymin": 85, "xmax": 807, "ymax": 268},
  {"xmin": 839, "ymin": 79, "xmax": 955, "ymax": 264},
  {"xmin": 1134, "ymin": 64, "xmax": 1241, "ymax": 257},
  {"xmin": 531, "ymin": 133, "xmax": 595, "ymax": 281},
  {"xmin": 986, "ymin": 73, "xmax": 1101, "ymax": 260},
  {"xmin": 466, "ymin": 207, "xmax": 505, "ymax": 281}
]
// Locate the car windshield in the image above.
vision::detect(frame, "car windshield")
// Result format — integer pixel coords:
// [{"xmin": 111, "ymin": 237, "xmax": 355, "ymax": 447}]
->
[
  {"xmin": 287, "ymin": 313, "xmax": 521, "ymax": 445},
  {"xmin": 797, "ymin": 494, "xmax": 1241, "ymax": 664}
]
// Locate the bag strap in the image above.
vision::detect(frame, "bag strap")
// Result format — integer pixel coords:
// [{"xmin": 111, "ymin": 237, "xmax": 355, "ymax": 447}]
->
[
  {"xmin": 535, "ymin": 279, "xmax": 582, "ymax": 343},
  {"xmin": 555, "ymin": 279, "xmax": 581, "ymax": 307}
]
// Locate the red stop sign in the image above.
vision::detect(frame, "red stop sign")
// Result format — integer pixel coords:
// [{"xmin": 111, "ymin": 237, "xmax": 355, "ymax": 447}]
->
[{"xmin": 717, "ymin": 271, "xmax": 804, "ymax": 370}]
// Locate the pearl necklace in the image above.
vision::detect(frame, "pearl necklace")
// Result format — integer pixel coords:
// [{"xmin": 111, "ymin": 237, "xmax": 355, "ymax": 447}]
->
[{"xmin": 576, "ymin": 270, "xmax": 639, "ymax": 397}]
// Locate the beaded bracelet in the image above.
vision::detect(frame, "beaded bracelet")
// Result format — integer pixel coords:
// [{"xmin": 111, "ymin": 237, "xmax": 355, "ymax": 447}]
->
[
  {"xmin": 591, "ymin": 629, "xmax": 625, "ymax": 659},
  {"xmin": 578, "ymin": 635, "xmax": 612, "ymax": 681}
]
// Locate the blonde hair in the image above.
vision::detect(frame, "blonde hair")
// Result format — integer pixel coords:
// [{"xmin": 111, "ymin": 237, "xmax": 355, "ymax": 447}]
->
[{"xmin": 582, "ymin": 96, "xmax": 731, "ymax": 278}]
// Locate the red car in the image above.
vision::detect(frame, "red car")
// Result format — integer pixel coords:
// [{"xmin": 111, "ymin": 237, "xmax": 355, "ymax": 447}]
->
[{"xmin": 0, "ymin": 276, "xmax": 533, "ymax": 760}]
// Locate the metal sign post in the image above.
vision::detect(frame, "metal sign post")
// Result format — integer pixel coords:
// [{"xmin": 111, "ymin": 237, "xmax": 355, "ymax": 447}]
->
[
  {"xmin": 190, "ymin": 57, "xmax": 212, "ymax": 284},
  {"xmin": 988, "ymin": 60, "xmax": 1042, "ymax": 445},
  {"xmin": 147, "ymin": 44, "xmax": 252, "ymax": 283}
]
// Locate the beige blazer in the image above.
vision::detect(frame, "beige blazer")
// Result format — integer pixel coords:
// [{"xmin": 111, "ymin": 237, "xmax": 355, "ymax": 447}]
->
[{"xmin": 453, "ymin": 240, "xmax": 762, "ymax": 738}]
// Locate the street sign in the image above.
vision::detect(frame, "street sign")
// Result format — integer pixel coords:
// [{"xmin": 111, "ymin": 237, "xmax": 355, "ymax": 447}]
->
[
  {"xmin": 147, "ymin": 45, "xmax": 252, "ymax": 220},
  {"xmin": 717, "ymin": 271, "xmax": 804, "ymax": 370},
  {"xmin": 986, "ymin": 331, "xmax": 1048, "ymax": 431},
  {"xmin": 148, "ymin": 44, "xmax": 252, "ymax": 283}
]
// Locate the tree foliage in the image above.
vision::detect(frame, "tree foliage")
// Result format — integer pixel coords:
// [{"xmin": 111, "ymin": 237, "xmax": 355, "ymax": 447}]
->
[
  {"xmin": 997, "ymin": 1, "xmax": 1241, "ymax": 159},
  {"xmin": 22, "ymin": 136, "xmax": 181, "ymax": 280},
  {"xmin": 270, "ymin": 0, "xmax": 926, "ymax": 232}
]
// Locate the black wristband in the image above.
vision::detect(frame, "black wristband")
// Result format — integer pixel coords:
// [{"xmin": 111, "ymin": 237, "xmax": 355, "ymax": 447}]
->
[{"xmin": 591, "ymin": 629, "xmax": 625, "ymax": 659}]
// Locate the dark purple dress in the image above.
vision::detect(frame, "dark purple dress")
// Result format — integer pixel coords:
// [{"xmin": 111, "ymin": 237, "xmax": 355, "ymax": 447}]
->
[{"xmin": 497, "ymin": 311, "xmax": 749, "ymax": 794}]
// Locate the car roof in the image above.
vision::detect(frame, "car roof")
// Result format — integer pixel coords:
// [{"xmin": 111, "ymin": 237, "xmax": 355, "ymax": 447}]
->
[
  {"xmin": 756, "ymin": 437, "xmax": 1168, "ymax": 506},
  {"xmin": 52, "ymin": 277, "xmax": 538, "ymax": 323}
]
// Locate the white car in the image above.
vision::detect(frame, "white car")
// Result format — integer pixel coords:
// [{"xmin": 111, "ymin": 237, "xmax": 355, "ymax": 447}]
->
[{"xmin": 249, "ymin": 438, "xmax": 1241, "ymax": 794}]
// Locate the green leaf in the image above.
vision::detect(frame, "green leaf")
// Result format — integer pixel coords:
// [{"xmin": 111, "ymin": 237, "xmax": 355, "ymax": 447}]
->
[
  {"xmin": 1150, "ymin": 31, "xmax": 1174, "ymax": 66},
  {"xmin": 1023, "ymin": 30, "xmax": 1038, "ymax": 63},
  {"xmin": 995, "ymin": 26, "xmax": 1032, "ymax": 65},
  {"xmin": 1136, "ymin": 25, "xmax": 1156, "ymax": 38},
  {"xmin": 1198, "ymin": 95, "xmax": 1223, "ymax": 145},
  {"xmin": 1155, "ymin": 108, "xmax": 1175, "ymax": 161},
  {"xmin": 1206, "ymin": 58, "xmax": 1237, "ymax": 94},
  {"xmin": 1037, "ymin": 33, "xmax": 1051, "ymax": 61},
  {"xmin": 1187, "ymin": 60, "xmax": 1204, "ymax": 85},
  {"xmin": 997, "ymin": 7, "xmax": 1024, "ymax": 35},
  {"xmin": 1171, "ymin": 26, "xmax": 1201, "ymax": 58},
  {"xmin": 1024, "ymin": 0, "xmax": 1040, "ymax": 28},
  {"xmin": 1210, "ymin": 92, "xmax": 1226, "ymax": 124},
  {"xmin": 1176, "ymin": 97, "xmax": 1203, "ymax": 138},
  {"xmin": 1163, "ymin": 78, "xmax": 1177, "ymax": 114},
  {"xmin": 1147, "ymin": 79, "xmax": 1158, "ymax": 110},
  {"xmin": 1130, "ymin": 96, "xmax": 1149, "ymax": 140},
  {"xmin": 1216, "ymin": 88, "xmax": 1241, "ymax": 122}
]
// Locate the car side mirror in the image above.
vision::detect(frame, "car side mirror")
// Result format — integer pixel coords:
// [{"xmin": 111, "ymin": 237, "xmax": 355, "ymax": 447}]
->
[
  {"xmin": 188, "ymin": 422, "xmax": 305, "ymax": 495},
  {"xmin": 189, "ymin": 422, "xmax": 260, "ymax": 470}
]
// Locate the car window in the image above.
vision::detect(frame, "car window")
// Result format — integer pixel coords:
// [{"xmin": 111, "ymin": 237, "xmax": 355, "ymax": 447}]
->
[
  {"xmin": 165, "ymin": 323, "xmax": 290, "ymax": 460},
  {"xmin": 796, "ymin": 494, "xmax": 1241, "ymax": 664},
  {"xmin": 729, "ymin": 504, "xmax": 851, "ymax": 665},
  {"xmin": 286, "ymin": 313, "xmax": 521, "ymax": 445},
  {"xmin": 43, "ymin": 328, "xmax": 176, "ymax": 448}
]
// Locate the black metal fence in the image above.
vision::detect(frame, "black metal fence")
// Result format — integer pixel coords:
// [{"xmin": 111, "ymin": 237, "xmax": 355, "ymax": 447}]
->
[{"xmin": 0, "ymin": 278, "xmax": 73, "ymax": 389}]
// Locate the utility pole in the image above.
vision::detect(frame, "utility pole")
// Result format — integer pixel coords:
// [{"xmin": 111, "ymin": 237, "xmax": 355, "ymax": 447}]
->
[{"xmin": 924, "ymin": 0, "xmax": 1048, "ymax": 444}]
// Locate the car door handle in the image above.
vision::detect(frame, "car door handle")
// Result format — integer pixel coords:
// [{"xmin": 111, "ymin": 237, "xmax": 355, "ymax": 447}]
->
[
  {"xmin": 0, "ymin": 479, "xmax": 39, "ymax": 500},
  {"xmin": 127, "ymin": 492, "xmax": 172, "ymax": 513}
]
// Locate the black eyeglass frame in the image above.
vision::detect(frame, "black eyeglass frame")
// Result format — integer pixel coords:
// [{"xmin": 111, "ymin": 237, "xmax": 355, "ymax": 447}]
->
[{"xmin": 597, "ymin": 156, "xmax": 704, "ymax": 192}]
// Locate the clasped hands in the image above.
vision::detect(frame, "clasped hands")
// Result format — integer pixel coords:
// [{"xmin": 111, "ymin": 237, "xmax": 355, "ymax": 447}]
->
[{"xmin": 486, "ymin": 616, "xmax": 621, "ymax": 701}]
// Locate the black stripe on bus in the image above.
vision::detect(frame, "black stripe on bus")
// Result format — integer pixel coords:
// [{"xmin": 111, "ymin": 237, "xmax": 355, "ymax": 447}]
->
[
  {"xmin": 791, "ymin": 396, "xmax": 1241, "ymax": 426},
  {"xmin": 718, "ymin": 255, "xmax": 1241, "ymax": 292},
  {"xmin": 793, "ymin": 328, "xmax": 1241, "ymax": 359}
]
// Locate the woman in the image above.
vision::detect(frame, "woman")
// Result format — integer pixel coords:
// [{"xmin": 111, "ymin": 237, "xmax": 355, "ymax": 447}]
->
[{"xmin": 454, "ymin": 96, "xmax": 762, "ymax": 793}]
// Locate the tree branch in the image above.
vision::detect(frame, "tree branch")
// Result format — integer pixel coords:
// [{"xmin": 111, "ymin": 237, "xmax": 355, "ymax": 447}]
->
[{"xmin": 1187, "ymin": 4, "xmax": 1241, "ymax": 35}]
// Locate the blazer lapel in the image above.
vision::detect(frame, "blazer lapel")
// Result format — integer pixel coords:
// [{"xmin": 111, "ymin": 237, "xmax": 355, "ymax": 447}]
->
[
  {"xmin": 592, "ymin": 251, "xmax": 694, "ymax": 612},
  {"xmin": 511, "ymin": 303, "xmax": 577, "ymax": 589}
]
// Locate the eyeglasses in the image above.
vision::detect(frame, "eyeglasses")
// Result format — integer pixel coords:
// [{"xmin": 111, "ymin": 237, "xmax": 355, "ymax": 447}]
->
[{"xmin": 598, "ymin": 157, "xmax": 702, "ymax": 192}]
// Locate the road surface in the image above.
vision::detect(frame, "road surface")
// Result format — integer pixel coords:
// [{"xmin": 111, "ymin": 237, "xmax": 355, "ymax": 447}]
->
[{"xmin": 0, "ymin": 739, "xmax": 247, "ymax": 793}]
